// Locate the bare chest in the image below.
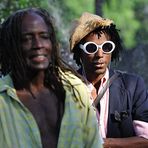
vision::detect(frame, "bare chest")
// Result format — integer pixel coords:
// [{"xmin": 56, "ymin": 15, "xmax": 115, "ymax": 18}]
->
[{"xmin": 17, "ymin": 88, "xmax": 64, "ymax": 148}]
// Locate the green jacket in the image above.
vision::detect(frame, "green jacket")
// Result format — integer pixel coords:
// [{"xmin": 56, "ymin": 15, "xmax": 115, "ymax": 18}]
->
[{"xmin": 0, "ymin": 73, "xmax": 102, "ymax": 148}]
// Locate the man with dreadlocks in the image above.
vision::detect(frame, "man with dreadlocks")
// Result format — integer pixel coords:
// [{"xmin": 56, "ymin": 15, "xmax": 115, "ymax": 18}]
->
[
  {"xmin": 69, "ymin": 12, "xmax": 148, "ymax": 147},
  {"xmin": 0, "ymin": 8, "xmax": 102, "ymax": 148}
]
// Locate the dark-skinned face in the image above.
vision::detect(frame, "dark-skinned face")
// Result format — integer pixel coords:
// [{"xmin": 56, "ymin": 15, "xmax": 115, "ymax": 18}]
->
[
  {"xmin": 21, "ymin": 12, "xmax": 52, "ymax": 71},
  {"xmin": 80, "ymin": 32, "xmax": 112, "ymax": 79}
]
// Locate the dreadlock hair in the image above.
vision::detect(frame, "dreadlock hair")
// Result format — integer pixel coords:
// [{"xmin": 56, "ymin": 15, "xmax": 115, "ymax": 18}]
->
[
  {"xmin": 0, "ymin": 8, "xmax": 83, "ymax": 112},
  {"xmin": 72, "ymin": 24, "xmax": 123, "ymax": 67}
]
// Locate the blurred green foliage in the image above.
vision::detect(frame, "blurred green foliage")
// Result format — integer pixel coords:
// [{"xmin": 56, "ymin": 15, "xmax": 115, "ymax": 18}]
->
[
  {"xmin": 0, "ymin": 0, "xmax": 49, "ymax": 22},
  {"xmin": 60, "ymin": 0, "xmax": 94, "ymax": 24},
  {"xmin": 46, "ymin": 0, "xmax": 94, "ymax": 45},
  {"xmin": 103, "ymin": 0, "xmax": 148, "ymax": 49},
  {"xmin": 103, "ymin": 0, "xmax": 138, "ymax": 49},
  {"xmin": 0, "ymin": 0, "xmax": 147, "ymax": 49}
]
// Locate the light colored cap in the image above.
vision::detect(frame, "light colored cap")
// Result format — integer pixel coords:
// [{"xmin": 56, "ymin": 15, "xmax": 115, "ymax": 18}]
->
[{"xmin": 69, "ymin": 12, "xmax": 114, "ymax": 51}]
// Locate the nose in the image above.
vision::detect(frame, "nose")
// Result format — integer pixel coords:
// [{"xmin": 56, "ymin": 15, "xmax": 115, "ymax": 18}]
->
[
  {"xmin": 32, "ymin": 36, "xmax": 43, "ymax": 49},
  {"xmin": 95, "ymin": 47, "xmax": 103, "ymax": 57}
]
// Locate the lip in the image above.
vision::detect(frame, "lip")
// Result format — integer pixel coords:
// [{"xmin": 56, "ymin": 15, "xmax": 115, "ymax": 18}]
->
[
  {"xmin": 93, "ymin": 58, "xmax": 104, "ymax": 63},
  {"xmin": 94, "ymin": 63, "xmax": 104, "ymax": 68},
  {"xmin": 93, "ymin": 61, "xmax": 104, "ymax": 68},
  {"xmin": 29, "ymin": 53, "xmax": 47, "ymax": 59},
  {"xmin": 29, "ymin": 54, "xmax": 48, "ymax": 62},
  {"xmin": 93, "ymin": 61, "xmax": 104, "ymax": 65},
  {"xmin": 93, "ymin": 61, "xmax": 104, "ymax": 64},
  {"xmin": 28, "ymin": 49, "xmax": 48, "ymax": 58}
]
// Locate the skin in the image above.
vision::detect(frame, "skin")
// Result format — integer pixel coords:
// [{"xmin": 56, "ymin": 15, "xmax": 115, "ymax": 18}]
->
[
  {"xmin": 81, "ymin": 32, "xmax": 111, "ymax": 91},
  {"xmin": 80, "ymin": 31, "xmax": 148, "ymax": 147},
  {"xmin": 16, "ymin": 12, "xmax": 60, "ymax": 147},
  {"xmin": 21, "ymin": 12, "xmax": 52, "ymax": 71},
  {"xmin": 19, "ymin": 12, "xmax": 52, "ymax": 92},
  {"xmin": 103, "ymin": 137, "xmax": 148, "ymax": 148}
]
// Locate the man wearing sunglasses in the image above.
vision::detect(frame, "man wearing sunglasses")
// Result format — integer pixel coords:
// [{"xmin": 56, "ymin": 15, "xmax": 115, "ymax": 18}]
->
[{"xmin": 70, "ymin": 12, "xmax": 148, "ymax": 147}]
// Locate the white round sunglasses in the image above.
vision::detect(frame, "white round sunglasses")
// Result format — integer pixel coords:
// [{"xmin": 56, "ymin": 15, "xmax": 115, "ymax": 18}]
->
[{"xmin": 79, "ymin": 41, "xmax": 115, "ymax": 54}]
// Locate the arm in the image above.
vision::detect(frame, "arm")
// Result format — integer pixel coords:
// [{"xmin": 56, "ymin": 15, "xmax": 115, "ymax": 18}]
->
[
  {"xmin": 104, "ymin": 137, "xmax": 148, "ymax": 148},
  {"xmin": 103, "ymin": 74, "xmax": 148, "ymax": 147}
]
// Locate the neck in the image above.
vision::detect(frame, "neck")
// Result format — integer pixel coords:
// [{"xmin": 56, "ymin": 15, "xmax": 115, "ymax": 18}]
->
[
  {"xmin": 29, "ymin": 71, "xmax": 45, "ymax": 91},
  {"xmin": 88, "ymin": 73, "xmax": 104, "ymax": 84},
  {"xmin": 87, "ymin": 74, "xmax": 104, "ymax": 91},
  {"xmin": 13, "ymin": 70, "xmax": 45, "ymax": 91}
]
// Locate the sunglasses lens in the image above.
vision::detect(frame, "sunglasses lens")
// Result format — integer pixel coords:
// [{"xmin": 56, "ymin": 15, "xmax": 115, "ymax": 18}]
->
[
  {"xmin": 86, "ymin": 43, "xmax": 97, "ymax": 53},
  {"xmin": 102, "ymin": 42, "xmax": 113, "ymax": 53}
]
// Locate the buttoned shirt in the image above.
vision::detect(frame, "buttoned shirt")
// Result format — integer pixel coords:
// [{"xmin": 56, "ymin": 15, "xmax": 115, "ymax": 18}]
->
[
  {"xmin": 0, "ymin": 73, "xmax": 102, "ymax": 148},
  {"xmin": 87, "ymin": 68, "xmax": 148, "ymax": 139}
]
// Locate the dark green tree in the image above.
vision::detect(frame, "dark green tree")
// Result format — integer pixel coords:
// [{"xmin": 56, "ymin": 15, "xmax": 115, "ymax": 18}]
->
[
  {"xmin": 95, "ymin": 0, "xmax": 104, "ymax": 15},
  {"xmin": 0, "ymin": 0, "xmax": 49, "ymax": 22},
  {"xmin": 102, "ymin": 0, "xmax": 140, "ymax": 49}
]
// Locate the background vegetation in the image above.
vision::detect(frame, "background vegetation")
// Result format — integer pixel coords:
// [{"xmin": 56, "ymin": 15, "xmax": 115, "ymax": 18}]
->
[{"xmin": 0, "ymin": 0, "xmax": 148, "ymax": 86}]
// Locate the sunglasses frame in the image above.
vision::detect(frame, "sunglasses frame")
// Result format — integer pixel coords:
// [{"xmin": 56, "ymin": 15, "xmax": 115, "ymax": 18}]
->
[{"xmin": 79, "ymin": 40, "xmax": 115, "ymax": 55}]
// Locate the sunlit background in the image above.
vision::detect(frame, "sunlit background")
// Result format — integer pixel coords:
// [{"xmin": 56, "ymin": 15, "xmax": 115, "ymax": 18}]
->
[{"xmin": 0, "ymin": 0, "xmax": 148, "ymax": 86}]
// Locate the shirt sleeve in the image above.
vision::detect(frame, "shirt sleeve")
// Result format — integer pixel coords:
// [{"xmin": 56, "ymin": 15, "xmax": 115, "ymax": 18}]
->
[{"xmin": 133, "ymin": 120, "xmax": 148, "ymax": 139}]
